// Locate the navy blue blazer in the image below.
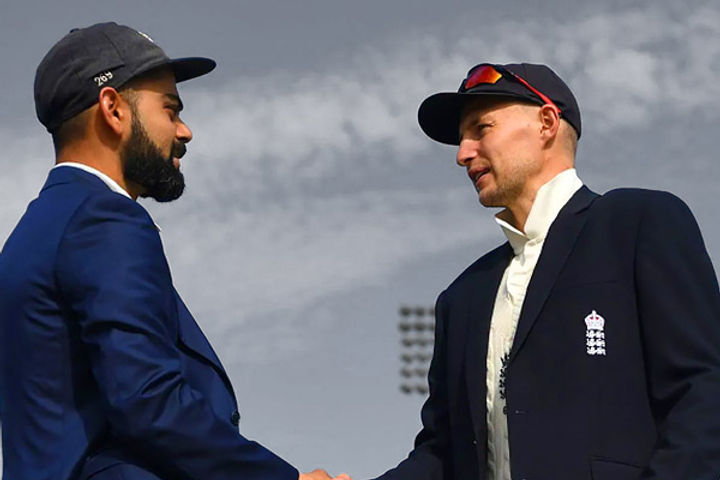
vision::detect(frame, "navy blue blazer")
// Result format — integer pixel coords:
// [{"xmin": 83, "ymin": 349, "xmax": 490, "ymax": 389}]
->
[
  {"xmin": 376, "ymin": 187, "xmax": 720, "ymax": 480},
  {"xmin": 0, "ymin": 167, "xmax": 298, "ymax": 480}
]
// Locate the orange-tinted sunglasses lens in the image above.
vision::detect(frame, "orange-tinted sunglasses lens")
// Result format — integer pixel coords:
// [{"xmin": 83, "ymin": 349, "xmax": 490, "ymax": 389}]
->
[{"xmin": 463, "ymin": 65, "xmax": 502, "ymax": 91}]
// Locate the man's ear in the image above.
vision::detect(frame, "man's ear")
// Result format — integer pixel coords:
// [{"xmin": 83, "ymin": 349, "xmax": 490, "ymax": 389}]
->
[
  {"xmin": 97, "ymin": 87, "xmax": 130, "ymax": 137},
  {"xmin": 538, "ymin": 103, "xmax": 561, "ymax": 144}
]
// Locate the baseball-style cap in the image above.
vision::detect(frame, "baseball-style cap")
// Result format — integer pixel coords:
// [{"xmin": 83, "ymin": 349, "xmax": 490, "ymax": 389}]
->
[
  {"xmin": 418, "ymin": 63, "xmax": 581, "ymax": 145},
  {"xmin": 34, "ymin": 22, "xmax": 216, "ymax": 133}
]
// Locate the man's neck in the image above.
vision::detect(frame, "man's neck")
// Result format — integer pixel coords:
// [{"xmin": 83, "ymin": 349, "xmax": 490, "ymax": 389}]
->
[
  {"xmin": 496, "ymin": 202, "xmax": 531, "ymax": 233},
  {"xmin": 497, "ymin": 164, "xmax": 575, "ymax": 233}
]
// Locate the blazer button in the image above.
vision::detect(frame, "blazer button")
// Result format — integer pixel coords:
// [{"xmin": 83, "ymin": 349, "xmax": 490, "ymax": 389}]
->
[
  {"xmin": 472, "ymin": 439, "xmax": 477, "ymax": 445},
  {"xmin": 231, "ymin": 410, "xmax": 241, "ymax": 426}
]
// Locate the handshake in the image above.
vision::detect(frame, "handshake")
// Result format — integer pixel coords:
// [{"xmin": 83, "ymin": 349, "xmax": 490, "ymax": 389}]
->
[{"xmin": 300, "ymin": 469, "xmax": 352, "ymax": 480}]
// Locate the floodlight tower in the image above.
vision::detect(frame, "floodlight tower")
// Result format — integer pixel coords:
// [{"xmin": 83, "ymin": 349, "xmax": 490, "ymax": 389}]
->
[{"xmin": 398, "ymin": 304, "xmax": 435, "ymax": 395}]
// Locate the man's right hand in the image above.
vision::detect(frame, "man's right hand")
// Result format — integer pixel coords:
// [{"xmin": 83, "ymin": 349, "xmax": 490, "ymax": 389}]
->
[{"xmin": 299, "ymin": 469, "xmax": 352, "ymax": 480}]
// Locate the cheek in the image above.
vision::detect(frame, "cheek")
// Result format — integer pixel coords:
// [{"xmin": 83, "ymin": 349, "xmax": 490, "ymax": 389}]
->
[
  {"xmin": 155, "ymin": 120, "xmax": 177, "ymax": 141},
  {"xmin": 499, "ymin": 130, "xmax": 535, "ymax": 163},
  {"xmin": 154, "ymin": 126, "xmax": 177, "ymax": 151},
  {"xmin": 483, "ymin": 140, "xmax": 510, "ymax": 173},
  {"xmin": 144, "ymin": 113, "xmax": 176, "ymax": 139},
  {"xmin": 487, "ymin": 146, "xmax": 529, "ymax": 180}
]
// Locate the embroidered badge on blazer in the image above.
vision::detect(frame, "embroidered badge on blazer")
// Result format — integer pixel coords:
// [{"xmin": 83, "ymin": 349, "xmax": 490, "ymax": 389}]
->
[{"xmin": 585, "ymin": 310, "xmax": 606, "ymax": 356}]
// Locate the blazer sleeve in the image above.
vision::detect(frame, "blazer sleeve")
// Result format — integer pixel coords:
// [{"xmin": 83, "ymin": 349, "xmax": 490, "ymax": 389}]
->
[
  {"xmin": 55, "ymin": 193, "xmax": 298, "ymax": 480},
  {"xmin": 372, "ymin": 292, "xmax": 451, "ymax": 480},
  {"xmin": 634, "ymin": 191, "xmax": 720, "ymax": 479}
]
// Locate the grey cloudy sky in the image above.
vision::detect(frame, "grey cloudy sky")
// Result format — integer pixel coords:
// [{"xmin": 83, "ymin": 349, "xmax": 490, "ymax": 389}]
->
[{"xmin": 1, "ymin": 0, "xmax": 720, "ymax": 477}]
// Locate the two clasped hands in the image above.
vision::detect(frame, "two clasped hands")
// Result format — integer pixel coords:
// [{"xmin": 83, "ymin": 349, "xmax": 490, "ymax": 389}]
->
[{"xmin": 300, "ymin": 469, "xmax": 352, "ymax": 480}]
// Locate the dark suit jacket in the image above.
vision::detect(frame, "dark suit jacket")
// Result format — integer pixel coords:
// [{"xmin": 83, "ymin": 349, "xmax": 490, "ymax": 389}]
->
[
  {"xmin": 376, "ymin": 186, "xmax": 720, "ymax": 480},
  {"xmin": 0, "ymin": 167, "xmax": 298, "ymax": 480}
]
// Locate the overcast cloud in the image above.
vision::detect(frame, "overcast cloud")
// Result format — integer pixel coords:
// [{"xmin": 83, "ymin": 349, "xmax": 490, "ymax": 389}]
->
[{"xmin": 181, "ymin": 2, "xmax": 720, "ymax": 198}]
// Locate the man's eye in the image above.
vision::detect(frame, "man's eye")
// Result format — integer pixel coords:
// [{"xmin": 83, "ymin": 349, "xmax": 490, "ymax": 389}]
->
[{"xmin": 474, "ymin": 124, "xmax": 489, "ymax": 135}]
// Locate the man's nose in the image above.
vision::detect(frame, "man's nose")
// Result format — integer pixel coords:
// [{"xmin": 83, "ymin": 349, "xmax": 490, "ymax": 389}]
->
[
  {"xmin": 177, "ymin": 120, "xmax": 193, "ymax": 143},
  {"xmin": 456, "ymin": 139, "xmax": 475, "ymax": 167}
]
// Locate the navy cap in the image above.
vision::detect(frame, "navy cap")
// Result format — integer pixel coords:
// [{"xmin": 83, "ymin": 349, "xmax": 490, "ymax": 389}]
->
[
  {"xmin": 418, "ymin": 63, "xmax": 581, "ymax": 145},
  {"xmin": 34, "ymin": 22, "xmax": 216, "ymax": 133}
]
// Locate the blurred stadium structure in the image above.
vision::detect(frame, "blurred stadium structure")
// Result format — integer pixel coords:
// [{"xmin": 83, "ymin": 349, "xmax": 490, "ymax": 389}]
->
[{"xmin": 398, "ymin": 305, "xmax": 435, "ymax": 395}]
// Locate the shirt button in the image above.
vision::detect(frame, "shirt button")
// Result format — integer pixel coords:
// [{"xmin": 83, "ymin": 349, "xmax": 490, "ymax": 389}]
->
[{"xmin": 231, "ymin": 410, "xmax": 241, "ymax": 426}]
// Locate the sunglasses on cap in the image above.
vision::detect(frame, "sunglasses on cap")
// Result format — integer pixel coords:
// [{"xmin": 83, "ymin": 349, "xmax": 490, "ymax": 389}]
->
[{"xmin": 460, "ymin": 64, "xmax": 562, "ymax": 115}]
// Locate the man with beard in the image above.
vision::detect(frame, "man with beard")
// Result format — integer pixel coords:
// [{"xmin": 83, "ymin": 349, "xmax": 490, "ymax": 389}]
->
[{"xmin": 0, "ymin": 22, "xmax": 346, "ymax": 480}]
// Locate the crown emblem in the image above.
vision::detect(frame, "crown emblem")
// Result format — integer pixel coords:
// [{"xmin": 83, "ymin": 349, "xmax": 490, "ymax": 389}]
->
[
  {"xmin": 585, "ymin": 310, "xmax": 607, "ymax": 356},
  {"xmin": 584, "ymin": 310, "xmax": 605, "ymax": 330}
]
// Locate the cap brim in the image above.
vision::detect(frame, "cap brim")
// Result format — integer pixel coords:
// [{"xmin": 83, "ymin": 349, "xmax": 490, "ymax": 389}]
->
[
  {"xmin": 167, "ymin": 57, "xmax": 217, "ymax": 82},
  {"xmin": 417, "ymin": 91, "xmax": 539, "ymax": 145}
]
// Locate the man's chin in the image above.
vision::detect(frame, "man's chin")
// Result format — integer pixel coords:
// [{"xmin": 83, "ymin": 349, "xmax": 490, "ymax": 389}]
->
[
  {"xmin": 144, "ymin": 191, "xmax": 184, "ymax": 203},
  {"xmin": 478, "ymin": 192, "xmax": 498, "ymax": 208},
  {"xmin": 478, "ymin": 187, "xmax": 512, "ymax": 209},
  {"xmin": 139, "ymin": 180, "xmax": 185, "ymax": 203}
]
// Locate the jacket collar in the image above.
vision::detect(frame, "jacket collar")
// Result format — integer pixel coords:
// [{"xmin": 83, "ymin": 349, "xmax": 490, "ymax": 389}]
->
[
  {"xmin": 41, "ymin": 165, "xmax": 162, "ymax": 231},
  {"xmin": 41, "ymin": 164, "xmax": 114, "ymax": 194},
  {"xmin": 51, "ymin": 163, "xmax": 132, "ymax": 198},
  {"xmin": 509, "ymin": 185, "xmax": 599, "ymax": 360}
]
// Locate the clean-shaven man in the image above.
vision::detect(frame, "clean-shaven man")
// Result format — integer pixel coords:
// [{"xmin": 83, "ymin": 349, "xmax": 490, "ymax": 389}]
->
[{"xmin": 374, "ymin": 63, "xmax": 720, "ymax": 480}]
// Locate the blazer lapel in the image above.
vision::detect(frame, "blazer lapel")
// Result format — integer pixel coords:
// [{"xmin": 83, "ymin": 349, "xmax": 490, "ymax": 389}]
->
[
  {"xmin": 174, "ymin": 291, "xmax": 224, "ymax": 369},
  {"xmin": 509, "ymin": 186, "xmax": 599, "ymax": 360},
  {"xmin": 174, "ymin": 290, "xmax": 237, "ymax": 398},
  {"xmin": 464, "ymin": 243, "xmax": 513, "ymax": 433}
]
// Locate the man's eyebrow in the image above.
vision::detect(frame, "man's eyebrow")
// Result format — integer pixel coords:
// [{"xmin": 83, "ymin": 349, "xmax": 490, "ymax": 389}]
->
[{"xmin": 163, "ymin": 93, "xmax": 184, "ymax": 111}]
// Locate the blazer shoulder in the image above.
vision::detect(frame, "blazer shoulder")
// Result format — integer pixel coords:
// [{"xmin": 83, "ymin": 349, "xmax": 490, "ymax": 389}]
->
[
  {"xmin": 597, "ymin": 187, "xmax": 690, "ymax": 212},
  {"xmin": 445, "ymin": 242, "xmax": 511, "ymax": 293},
  {"xmin": 64, "ymin": 189, "xmax": 156, "ymax": 232},
  {"xmin": 586, "ymin": 188, "xmax": 699, "ymax": 239},
  {"xmin": 34, "ymin": 171, "xmax": 154, "ymax": 229}
]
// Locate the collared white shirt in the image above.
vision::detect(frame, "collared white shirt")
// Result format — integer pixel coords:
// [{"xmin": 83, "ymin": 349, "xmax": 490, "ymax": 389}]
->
[
  {"xmin": 486, "ymin": 168, "xmax": 583, "ymax": 480},
  {"xmin": 52, "ymin": 162, "xmax": 161, "ymax": 231},
  {"xmin": 53, "ymin": 162, "xmax": 132, "ymax": 199}
]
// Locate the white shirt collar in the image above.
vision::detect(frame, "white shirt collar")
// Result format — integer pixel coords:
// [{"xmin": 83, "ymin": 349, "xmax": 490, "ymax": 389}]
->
[
  {"xmin": 53, "ymin": 162, "xmax": 132, "ymax": 199},
  {"xmin": 495, "ymin": 168, "xmax": 583, "ymax": 254}
]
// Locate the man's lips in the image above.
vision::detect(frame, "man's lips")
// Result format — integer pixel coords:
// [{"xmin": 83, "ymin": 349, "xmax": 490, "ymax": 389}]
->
[
  {"xmin": 172, "ymin": 143, "xmax": 187, "ymax": 159},
  {"xmin": 469, "ymin": 167, "xmax": 490, "ymax": 188},
  {"xmin": 171, "ymin": 143, "xmax": 186, "ymax": 169}
]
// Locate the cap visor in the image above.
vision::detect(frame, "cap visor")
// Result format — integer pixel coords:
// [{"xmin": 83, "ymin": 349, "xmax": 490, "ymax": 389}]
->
[
  {"xmin": 418, "ymin": 91, "xmax": 539, "ymax": 145},
  {"xmin": 168, "ymin": 57, "xmax": 216, "ymax": 82}
]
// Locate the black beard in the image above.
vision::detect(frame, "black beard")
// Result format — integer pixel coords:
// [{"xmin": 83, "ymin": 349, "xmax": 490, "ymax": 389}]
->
[{"xmin": 121, "ymin": 112, "xmax": 186, "ymax": 202}]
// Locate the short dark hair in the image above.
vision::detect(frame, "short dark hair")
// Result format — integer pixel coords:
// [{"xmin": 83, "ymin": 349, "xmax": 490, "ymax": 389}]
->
[
  {"xmin": 562, "ymin": 121, "xmax": 579, "ymax": 156},
  {"xmin": 51, "ymin": 109, "xmax": 90, "ymax": 154},
  {"xmin": 50, "ymin": 87, "xmax": 139, "ymax": 155}
]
